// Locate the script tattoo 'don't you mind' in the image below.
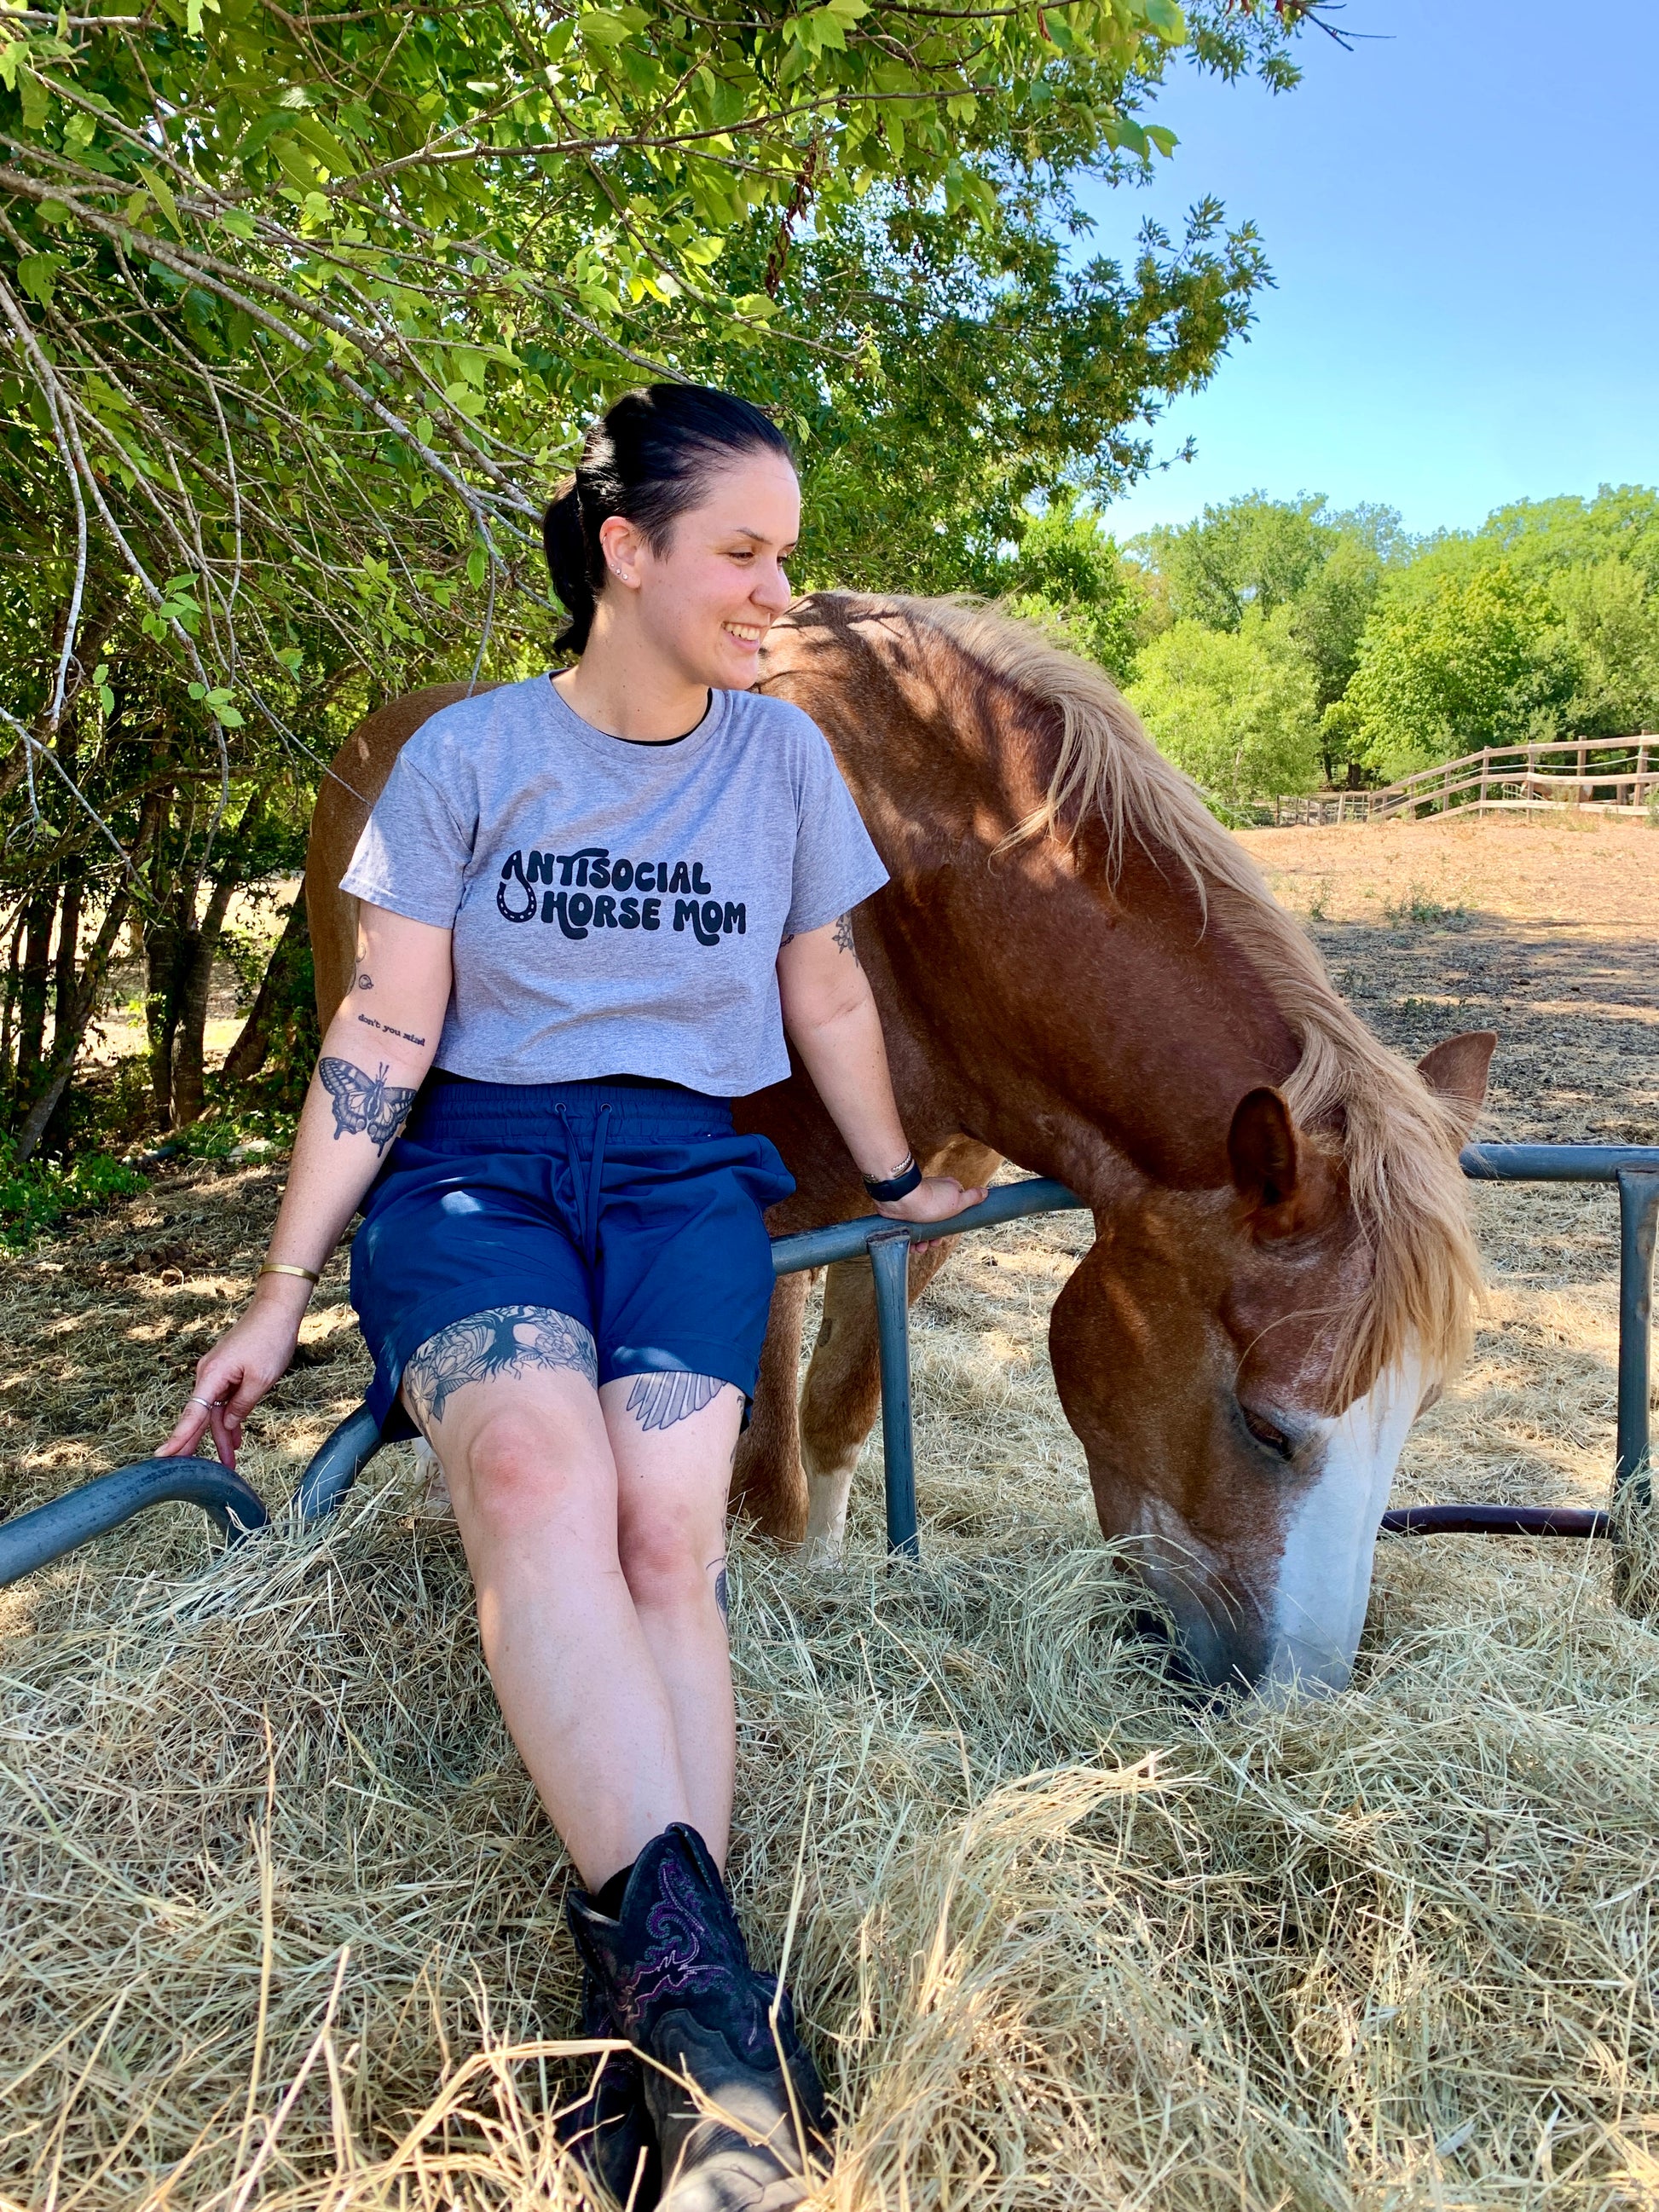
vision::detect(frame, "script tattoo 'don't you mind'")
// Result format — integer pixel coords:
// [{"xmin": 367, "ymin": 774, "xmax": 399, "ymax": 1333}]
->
[{"xmin": 497, "ymin": 846, "xmax": 747, "ymax": 945}]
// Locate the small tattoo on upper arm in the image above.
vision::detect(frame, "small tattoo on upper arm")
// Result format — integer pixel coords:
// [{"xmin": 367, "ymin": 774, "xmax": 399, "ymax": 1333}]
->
[
  {"xmin": 624, "ymin": 1372, "xmax": 725, "ymax": 1432},
  {"xmin": 710, "ymin": 1559, "xmax": 730, "ymax": 1626},
  {"xmin": 832, "ymin": 912, "xmax": 857, "ymax": 961},
  {"xmin": 317, "ymin": 1057, "xmax": 418, "ymax": 1152},
  {"xmin": 404, "ymin": 1305, "xmax": 598, "ymax": 1428}
]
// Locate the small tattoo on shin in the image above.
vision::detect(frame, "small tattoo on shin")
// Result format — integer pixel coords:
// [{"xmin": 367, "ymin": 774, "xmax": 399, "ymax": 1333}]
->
[
  {"xmin": 624, "ymin": 1371, "xmax": 725, "ymax": 1433},
  {"xmin": 404, "ymin": 1305, "xmax": 598, "ymax": 1428}
]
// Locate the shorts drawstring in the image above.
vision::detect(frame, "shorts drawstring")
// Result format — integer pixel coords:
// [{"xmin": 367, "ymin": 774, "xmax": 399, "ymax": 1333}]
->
[{"xmin": 554, "ymin": 1101, "xmax": 612, "ymax": 1268}]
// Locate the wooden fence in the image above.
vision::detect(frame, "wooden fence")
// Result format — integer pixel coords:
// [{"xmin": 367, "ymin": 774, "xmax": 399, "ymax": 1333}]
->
[{"xmin": 1270, "ymin": 735, "xmax": 1659, "ymax": 827}]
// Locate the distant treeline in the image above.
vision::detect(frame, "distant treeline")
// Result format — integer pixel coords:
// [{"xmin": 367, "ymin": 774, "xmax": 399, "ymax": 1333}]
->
[{"xmin": 996, "ymin": 485, "xmax": 1659, "ymax": 813}]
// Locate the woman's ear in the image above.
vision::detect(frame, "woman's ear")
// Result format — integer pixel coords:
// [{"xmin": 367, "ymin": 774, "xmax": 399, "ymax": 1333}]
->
[{"xmin": 597, "ymin": 513, "xmax": 646, "ymax": 589}]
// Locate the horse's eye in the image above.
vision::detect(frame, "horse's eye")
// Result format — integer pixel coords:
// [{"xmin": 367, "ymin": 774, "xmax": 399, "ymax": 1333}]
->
[{"xmin": 1241, "ymin": 1406, "xmax": 1296, "ymax": 1460}]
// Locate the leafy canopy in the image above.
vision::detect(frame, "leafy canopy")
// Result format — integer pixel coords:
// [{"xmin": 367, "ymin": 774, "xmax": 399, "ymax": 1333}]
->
[
  {"xmin": 1343, "ymin": 564, "xmax": 1581, "ymax": 780},
  {"xmin": 1128, "ymin": 604, "xmax": 1320, "ymax": 807},
  {"xmin": 0, "ymin": 0, "xmax": 1299, "ymax": 835}
]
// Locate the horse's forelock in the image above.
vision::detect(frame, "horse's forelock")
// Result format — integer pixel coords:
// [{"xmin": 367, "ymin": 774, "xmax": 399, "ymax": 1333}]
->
[{"xmin": 801, "ymin": 591, "xmax": 1483, "ymax": 1398}]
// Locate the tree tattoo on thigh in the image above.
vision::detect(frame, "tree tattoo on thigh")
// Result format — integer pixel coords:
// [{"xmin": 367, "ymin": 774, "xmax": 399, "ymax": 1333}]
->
[
  {"xmin": 404, "ymin": 1306, "xmax": 598, "ymax": 1428},
  {"xmin": 624, "ymin": 1372, "xmax": 726, "ymax": 1432}
]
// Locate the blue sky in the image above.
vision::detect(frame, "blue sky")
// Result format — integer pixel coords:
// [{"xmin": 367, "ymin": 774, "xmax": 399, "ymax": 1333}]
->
[{"xmin": 1081, "ymin": 0, "xmax": 1659, "ymax": 542}]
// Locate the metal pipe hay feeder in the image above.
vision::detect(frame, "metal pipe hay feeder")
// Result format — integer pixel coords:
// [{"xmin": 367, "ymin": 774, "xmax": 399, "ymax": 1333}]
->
[{"xmin": 1, "ymin": 1144, "xmax": 1654, "ymax": 1590}]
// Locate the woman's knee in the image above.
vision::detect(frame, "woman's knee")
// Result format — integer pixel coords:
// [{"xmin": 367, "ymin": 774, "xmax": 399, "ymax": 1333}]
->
[
  {"xmin": 617, "ymin": 1508, "xmax": 720, "ymax": 1609},
  {"xmin": 454, "ymin": 1407, "xmax": 598, "ymax": 1539}
]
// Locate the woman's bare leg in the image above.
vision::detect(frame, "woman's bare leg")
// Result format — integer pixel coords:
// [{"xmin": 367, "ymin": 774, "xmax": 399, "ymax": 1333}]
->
[
  {"xmin": 405, "ymin": 1305, "xmax": 696, "ymax": 1886},
  {"xmin": 604, "ymin": 1375, "xmax": 745, "ymax": 1864}
]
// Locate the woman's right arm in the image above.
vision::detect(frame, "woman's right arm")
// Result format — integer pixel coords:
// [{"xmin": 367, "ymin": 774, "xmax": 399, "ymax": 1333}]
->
[{"xmin": 155, "ymin": 902, "xmax": 453, "ymax": 1465}]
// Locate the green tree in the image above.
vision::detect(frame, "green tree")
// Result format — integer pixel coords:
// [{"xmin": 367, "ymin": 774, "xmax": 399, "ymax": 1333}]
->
[
  {"xmin": 1136, "ymin": 489, "xmax": 1332, "ymax": 628},
  {"xmin": 1127, "ymin": 490, "xmax": 1409, "ymax": 782},
  {"xmin": 1128, "ymin": 604, "xmax": 1320, "ymax": 808},
  {"xmin": 0, "ymin": 0, "xmax": 1309, "ymax": 1148},
  {"xmin": 991, "ymin": 500, "xmax": 1153, "ymax": 680},
  {"xmin": 1551, "ymin": 557, "xmax": 1659, "ymax": 736},
  {"xmin": 1344, "ymin": 563, "xmax": 1581, "ymax": 779}
]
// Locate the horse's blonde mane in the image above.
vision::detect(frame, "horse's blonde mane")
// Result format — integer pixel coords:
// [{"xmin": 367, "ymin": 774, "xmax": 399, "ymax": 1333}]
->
[{"xmin": 853, "ymin": 594, "xmax": 1483, "ymax": 1398}]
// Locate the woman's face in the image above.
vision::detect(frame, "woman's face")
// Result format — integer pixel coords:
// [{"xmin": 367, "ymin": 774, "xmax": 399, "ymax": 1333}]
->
[{"xmin": 598, "ymin": 449, "xmax": 801, "ymax": 690}]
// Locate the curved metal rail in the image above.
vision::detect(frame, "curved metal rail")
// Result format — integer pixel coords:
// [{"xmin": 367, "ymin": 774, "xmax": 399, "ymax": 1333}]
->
[
  {"xmin": 0, "ymin": 1457, "xmax": 269, "ymax": 1587},
  {"xmin": 2, "ymin": 1142, "xmax": 1653, "ymax": 1588}
]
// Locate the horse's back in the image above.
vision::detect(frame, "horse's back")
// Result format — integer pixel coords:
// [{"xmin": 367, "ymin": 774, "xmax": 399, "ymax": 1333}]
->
[{"xmin": 304, "ymin": 683, "xmax": 492, "ymax": 1022}]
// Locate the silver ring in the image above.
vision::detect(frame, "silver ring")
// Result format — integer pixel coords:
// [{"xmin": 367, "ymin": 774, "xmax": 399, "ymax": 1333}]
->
[{"xmin": 186, "ymin": 1395, "xmax": 225, "ymax": 1411}]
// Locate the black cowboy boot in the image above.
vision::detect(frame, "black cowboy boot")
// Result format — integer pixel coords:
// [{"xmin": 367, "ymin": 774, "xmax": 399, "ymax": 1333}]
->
[
  {"xmin": 567, "ymin": 1825, "xmax": 832, "ymax": 2211},
  {"xmin": 553, "ymin": 1959, "xmax": 662, "ymax": 2208}
]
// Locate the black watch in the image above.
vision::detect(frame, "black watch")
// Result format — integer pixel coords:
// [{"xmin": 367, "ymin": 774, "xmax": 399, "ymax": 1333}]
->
[{"xmin": 863, "ymin": 1153, "xmax": 922, "ymax": 1203}]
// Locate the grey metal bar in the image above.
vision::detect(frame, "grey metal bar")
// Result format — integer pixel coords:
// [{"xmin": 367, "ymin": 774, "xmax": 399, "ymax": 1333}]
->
[
  {"xmin": 1380, "ymin": 1502, "xmax": 1611, "ymax": 1539},
  {"xmin": 1460, "ymin": 1143, "xmax": 1659, "ymax": 1182},
  {"xmin": 9, "ymin": 1145, "xmax": 1654, "ymax": 1591},
  {"xmin": 1616, "ymin": 1170, "xmax": 1659, "ymax": 1491},
  {"xmin": 0, "ymin": 1458, "xmax": 269, "ymax": 1590},
  {"xmin": 294, "ymin": 1401, "xmax": 388, "ymax": 1522},
  {"xmin": 868, "ymin": 1228, "xmax": 920, "ymax": 1558},
  {"xmin": 770, "ymin": 1177, "xmax": 1084, "ymax": 1276}
]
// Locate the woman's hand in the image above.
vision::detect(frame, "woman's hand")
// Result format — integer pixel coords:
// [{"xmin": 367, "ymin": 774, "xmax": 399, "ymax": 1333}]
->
[
  {"xmin": 155, "ymin": 1279, "xmax": 310, "ymax": 1470},
  {"xmin": 873, "ymin": 1173, "xmax": 988, "ymax": 1225}
]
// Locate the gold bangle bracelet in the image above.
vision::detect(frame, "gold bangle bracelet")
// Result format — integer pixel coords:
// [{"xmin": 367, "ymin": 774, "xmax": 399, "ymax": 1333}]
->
[{"xmin": 259, "ymin": 1262, "xmax": 321, "ymax": 1285}]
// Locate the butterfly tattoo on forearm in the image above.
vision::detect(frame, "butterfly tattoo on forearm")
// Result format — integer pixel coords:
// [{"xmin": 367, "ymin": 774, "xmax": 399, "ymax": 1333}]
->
[{"xmin": 318, "ymin": 1057, "xmax": 419, "ymax": 1152}]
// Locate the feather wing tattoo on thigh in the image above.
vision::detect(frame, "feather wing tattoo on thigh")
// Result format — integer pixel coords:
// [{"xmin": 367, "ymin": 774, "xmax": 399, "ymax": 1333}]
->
[
  {"xmin": 625, "ymin": 1372, "xmax": 727, "ymax": 1432},
  {"xmin": 318, "ymin": 1057, "xmax": 419, "ymax": 1152}
]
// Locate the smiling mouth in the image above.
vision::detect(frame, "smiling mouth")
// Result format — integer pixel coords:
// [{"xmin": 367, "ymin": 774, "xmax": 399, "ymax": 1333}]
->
[{"xmin": 722, "ymin": 621, "xmax": 766, "ymax": 644}]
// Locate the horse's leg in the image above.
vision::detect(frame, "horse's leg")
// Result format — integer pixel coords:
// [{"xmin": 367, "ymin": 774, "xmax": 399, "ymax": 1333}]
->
[
  {"xmin": 799, "ymin": 1240, "xmax": 955, "ymax": 1559},
  {"xmin": 729, "ymin": 1272, "xmax": 811, "ymax": 1542}
]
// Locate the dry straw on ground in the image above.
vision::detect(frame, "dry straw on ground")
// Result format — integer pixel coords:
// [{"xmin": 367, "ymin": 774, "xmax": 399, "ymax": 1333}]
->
[{"xmin": 3, "ymin": 817, "xmax": 1656, "ymax": 2212}]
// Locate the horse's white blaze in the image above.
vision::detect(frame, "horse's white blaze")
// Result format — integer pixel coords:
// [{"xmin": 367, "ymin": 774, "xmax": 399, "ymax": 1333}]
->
[{"xmin": 1260, "ymin": 1353, "xmax": 1425, "ymax": 1698}]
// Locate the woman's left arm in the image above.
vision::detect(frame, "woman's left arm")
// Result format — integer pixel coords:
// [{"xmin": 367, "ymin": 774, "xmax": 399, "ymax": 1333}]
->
[{"xmin": 777, "ymin": 913, "xmax": 986, "ymax": 1224}]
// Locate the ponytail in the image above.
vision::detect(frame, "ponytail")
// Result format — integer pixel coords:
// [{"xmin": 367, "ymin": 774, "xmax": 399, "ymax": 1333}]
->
[
  {"xmin": 544, "ymin": 384, "xmax": 794, "ymax": 656},
  {"xmin": 542, "ymin": 476, "xmax": 594, "ymax": 656}
]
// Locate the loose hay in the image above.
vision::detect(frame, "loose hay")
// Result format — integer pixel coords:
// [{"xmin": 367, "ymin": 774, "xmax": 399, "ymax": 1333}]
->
[{"xmin": 3, "ymin": 1421, "xmax": 1658, "ymax": 2212}]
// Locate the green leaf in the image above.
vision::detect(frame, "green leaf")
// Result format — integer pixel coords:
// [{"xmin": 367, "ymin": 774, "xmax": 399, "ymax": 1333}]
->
[
  {"xmin": 16, "ymin": 254, "xmax": 62, "ymax": 307},
  {"xmin": 466, "ymin": 545, "xmax": 488, "ymax": 587},
  {"xmin": 135, "ymin": 164, "xmax": 185, "ymax": 240}
]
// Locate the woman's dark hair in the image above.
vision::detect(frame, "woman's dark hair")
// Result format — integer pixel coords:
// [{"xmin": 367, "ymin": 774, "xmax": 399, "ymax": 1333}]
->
[{"xmin": 543, "ymin": 384, "xmax": 795, "ymax": 655}]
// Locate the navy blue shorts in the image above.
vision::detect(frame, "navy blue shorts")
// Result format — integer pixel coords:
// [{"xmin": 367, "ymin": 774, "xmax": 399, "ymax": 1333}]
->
[{"xmin": 350, "ymin": 1075, "xmax": 795, "ymax": 1438}]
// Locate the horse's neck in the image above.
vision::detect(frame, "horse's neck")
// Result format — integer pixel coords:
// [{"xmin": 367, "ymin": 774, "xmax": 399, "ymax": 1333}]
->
[{"xmin": 891, "ymin": 830, "xmax": 1304, "ymax": 1204}]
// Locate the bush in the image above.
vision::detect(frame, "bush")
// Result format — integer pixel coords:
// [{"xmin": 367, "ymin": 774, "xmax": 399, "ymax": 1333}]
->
[
  {"xmin": 1346, "ymin": 563, "xmax": 1581, "ymax": 777},
  {"xmin": 0, "ymin": 1139, "xmax": 146, "ymax": 1247},
  {"xmin": 1128, "ymin": 607, "xmax": 1321, "ymax": 809}
]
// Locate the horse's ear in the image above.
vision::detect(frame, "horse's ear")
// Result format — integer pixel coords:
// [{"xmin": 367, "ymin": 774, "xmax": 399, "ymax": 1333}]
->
[
  {"xmin": 1416, "ymin": 1030, "xmax": 1497, "ymax": 1142},
  {"xmin": 1228, "ymin": 1088, "xmax": 1300, "ymax": 1226}
]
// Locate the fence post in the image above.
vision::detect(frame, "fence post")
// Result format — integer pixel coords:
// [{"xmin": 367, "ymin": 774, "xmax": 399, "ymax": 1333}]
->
[
  {"xmin": 869, "ymin": 1228, "xmax": 921, "ymax": 1557},
  {"xmin": 1616, "ymin": 1170, "xmax": 1659, "ymax": 1492}
]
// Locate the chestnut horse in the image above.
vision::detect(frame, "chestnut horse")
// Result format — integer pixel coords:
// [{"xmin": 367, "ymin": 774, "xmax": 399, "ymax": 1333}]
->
[{"xmin": 306, "ymin": 594, "xmax": 1494, "ymax": 1695}]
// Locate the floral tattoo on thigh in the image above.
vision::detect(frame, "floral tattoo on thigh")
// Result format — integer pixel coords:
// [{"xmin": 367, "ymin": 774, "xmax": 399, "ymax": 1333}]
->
[{"xmin": 404, "ymin": 1305, "xmax": 597, "ymax": 1429}]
